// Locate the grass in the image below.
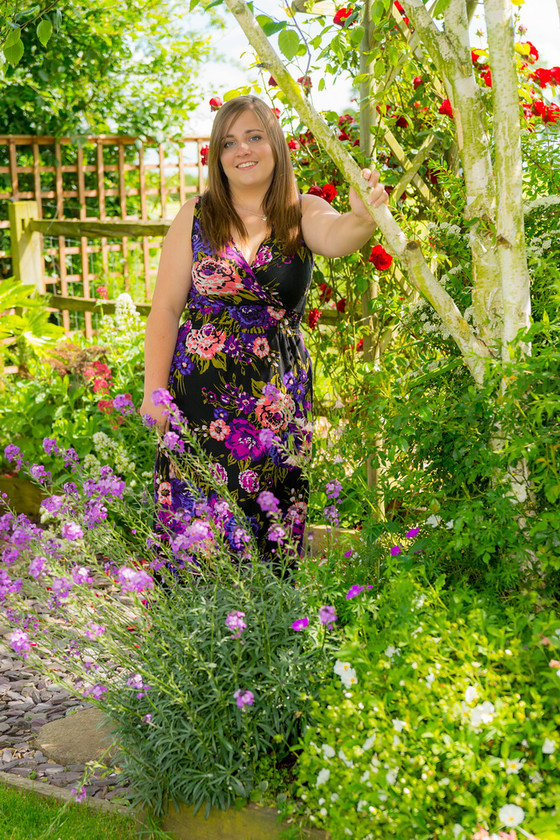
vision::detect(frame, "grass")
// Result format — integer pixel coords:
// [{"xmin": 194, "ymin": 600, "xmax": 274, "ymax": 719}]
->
[{"xmin": 0, "ymin": 783, "xmax": 169, "ymax": 840}]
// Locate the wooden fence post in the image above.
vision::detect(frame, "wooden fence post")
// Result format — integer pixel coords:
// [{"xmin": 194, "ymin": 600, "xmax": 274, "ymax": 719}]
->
[{"xmin": 8, "ymin": 201, "xmax": 43, "ymax": 291}]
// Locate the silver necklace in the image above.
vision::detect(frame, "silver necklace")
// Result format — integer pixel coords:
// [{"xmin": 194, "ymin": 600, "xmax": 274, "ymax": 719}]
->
[{"xmin": 234, "ymin": 205, "xmax": 267, "ymax": 221}]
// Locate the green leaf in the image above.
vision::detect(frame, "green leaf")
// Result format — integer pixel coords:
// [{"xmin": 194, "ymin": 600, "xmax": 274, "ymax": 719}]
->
[
  {"xmin": 350, "ymin": 25, "xmax": 365, "ymax": 46},
  {"xmin": 431, "ymin": 0, "xmax": 452, "ymax": 17},
  {"xmin": 256, "ymin": 15, "xmax": 286, "ymax": 36},
  {"xmin": 37, "ymin": 18, "xmax": 53, "ymax": 47},
  {"xmin": 4, "ymin": 35, "xmax": 23, "ymax": 66},
  {"xmin": 278, "ymin": 28, "xmax": 300, "ymax": 61}
]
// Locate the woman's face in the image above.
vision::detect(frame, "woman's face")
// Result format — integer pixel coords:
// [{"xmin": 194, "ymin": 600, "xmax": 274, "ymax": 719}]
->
[{"xmin": 219, "ymin": 109, "xmax": 275, "ymax": 194}]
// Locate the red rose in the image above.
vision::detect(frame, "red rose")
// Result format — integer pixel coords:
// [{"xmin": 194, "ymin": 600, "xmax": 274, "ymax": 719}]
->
[
  {"xmin": 521, "ymin": 103, "xmax": 533, "ymax": 121},
  {"xmin": 413, "ymin": 76, "xmax": 423, "ymax": 89},
  {"xmin": 270, "ymin": 107, "xmax": 281, "ymax": 119},
  {"xmin": 268, "ymin": 76, "xmax": 277, "ymax": 86},
  {"xmin": 532, "ymin": 99, "xmax": 547, "ymax": 117},
  {"xmin": 307, "ymin": 308, "xmax": 321, "ymax": 330},
  {"xmin": 353, "ymin": 138, "xmax": 360, "ymax": 147},
  {"xmin": 319, "ymin": 283, "xmax": 333, "ymax": 303},
  {"xmin": 395, "ymin": 115, "xmax": 409, "ymax": 128},
  {"xmin": 531, "ymin": 68, "xmax": 552, "ymax": 88},
  {"xmin": 288, "ymin": 138, "xmax": 300, "ymax": 151},
  {"xmin": 369, "ymin": 244, "xmax": 393, "ymax": 271},
  {"xmin": 333, "ymin": 6, "xmax": 354, "ymax": 26},
  {"xmin": 209, "ymin": 96, "xmax": 222, "ymax": 111},
  {"xmin": 297, "ymin": 75, "xmax": 312, "ymax": 93},
  {"xmin": 338, "ymin": 113, "xmax": 355, "ymax": 126},
  {"xmin": 394, "ymin": 1, "xmax": 404, "ymax": 12},
  {"xmin": 336, "ymin": 298, "xmax": 346, "ymax": 313},
  {"xmin": 551, "ymin": 66, "xmax": 560, "ymax": 85},
  {"xmin": 299, "ymin": 130, "xmax": 315, "ymax": 146},
  {"xmin": 338, "ymin": 129, "xmax": 350, "ymax": 142},
  {"xmin": 543, "ymin": 103, "xmax": 560, "ymax": 124},
  {"xmin": 471, "ymin": 49, "xmax": 487, "ymax": 67},
  {"xmin": 356, "ymin": 338, "xmax": 364, "ymax": 352},
  {"xmin": 439, "ymin": 98, "xmax": 453, "ymax": 117},
  {"xmin": 321, "ymin": 183, "xmax": 338, "ymax": 203},
  {"xmin": 482, "ymin": 69, "xmax": 492, "ymax": 87},
  {"xmin": 307, "ymin": 185, "xmax": 324, "ymax": 197},
  {"xmin": 384, "ymin": 185, "xmax": 394, "ymax": 194},
  {"xmin": 200, "ymin": 145, "xmax": 209, "ymax": 166},
  {"xmin": 520, "ymin": 41, "xmax": 539, "ymax": 63}
]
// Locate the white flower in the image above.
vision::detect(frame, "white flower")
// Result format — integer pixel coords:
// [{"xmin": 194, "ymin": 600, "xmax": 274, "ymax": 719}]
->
[
  {"xmin": 361, "ymin": 769, "xmax": 371, "ymax": 785},
  {"xmin": 425, "ymin": 514, "xmax": 442, "ymax": 527},
  {"xmin": 330, "ymin": 793, "xmax": 339, "ymax": 802},
  {"xmin": 316, "ymin": 768, "xmax": 330, "ymax": 786},
  {"xmin": 385, "ymin": 768, "xmax": 398, "ymax": 785},
  {"xmin": 504, "ymin": 758, "xmax": 525, "ymax": 775},
  {"xmin": 529, "ymin": 770, "xmax": 543, "ymax": 784},
  {"xmin": 464, "ymin": 685, "xmax": 478, "ymax": 705},
  {"xmin": 392, "ymin": 719, "xmax": 406, "ymax": 732},
  {"xmin": 363, "ymin": 735, "xmax": 376, "ymax": 750},
  {"xmin": 338, "ymin": 748, "xmax": 354, "ymax": 768},
  {"xmin": 452, "ymin": 824, "xmax": 464, "ymax": 837},
  {"xmin": 357, "ymin": 800, "xmax": 369, "ymax": 812},
  {"xmin": 334, "ymin": 660, "xmax": 358, "ymax": 687},
  {"xmin": 542, "ymin": 737, "xmax": 556, "ymax": 754},
  {"xmin": 384, "ymin": 645, "xmax": 400, "ymax": 658},
  {"xmin": 321, "ymin": 744, "xmax": 335, "ymax": 759},
  {"xmin": 498, "ymin": 804, "xmax": 524, "ymax": 828},
  {"xmin": 469, "ymin": 701, "xmax": 495, "ymax": 728},
  {"xmin": 425, "ymin": 672, "xmax": 435, "ymax": 687},
  {"xmin": 378, "ymin": 790, "xmax": 388, "ymax": 802}
]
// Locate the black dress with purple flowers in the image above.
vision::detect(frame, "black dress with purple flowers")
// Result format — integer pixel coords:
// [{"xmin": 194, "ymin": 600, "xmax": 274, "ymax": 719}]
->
[{"xmin": 155, "ymin": 198, "xmax": 314, "ymax": 560}]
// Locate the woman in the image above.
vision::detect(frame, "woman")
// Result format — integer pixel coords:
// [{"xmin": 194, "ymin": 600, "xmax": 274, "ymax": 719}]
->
[{"xmin": 140, "ymin": 95, "xmax": 387, "ymax": 559}]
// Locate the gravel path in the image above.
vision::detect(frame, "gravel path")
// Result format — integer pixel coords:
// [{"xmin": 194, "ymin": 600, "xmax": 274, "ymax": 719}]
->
[{"xmin": 0, "ymin": 628, "xmax": 132, "ymax": 804}]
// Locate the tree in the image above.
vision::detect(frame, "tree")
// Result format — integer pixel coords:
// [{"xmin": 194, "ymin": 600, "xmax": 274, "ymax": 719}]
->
[{"xmin": 0, "ymin": 0, "xmax": 219, "ymax": 137}]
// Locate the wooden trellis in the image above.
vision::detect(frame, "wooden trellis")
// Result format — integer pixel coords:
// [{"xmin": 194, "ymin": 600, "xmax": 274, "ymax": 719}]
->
[{"xmin": 0, "ymin": 134, "xmax": 209, "ymax": 334}]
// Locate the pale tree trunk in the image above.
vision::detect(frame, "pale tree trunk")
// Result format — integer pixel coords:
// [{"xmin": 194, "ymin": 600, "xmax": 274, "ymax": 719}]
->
[{"xmin": 222, "ymin": 0, "xmax": 493, "ymax": 385}]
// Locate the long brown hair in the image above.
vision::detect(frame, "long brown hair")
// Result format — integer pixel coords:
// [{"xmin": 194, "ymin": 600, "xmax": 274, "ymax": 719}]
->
[{"xmin": 200, "ymin": 95, "xmax": 302, "ymax": 257}]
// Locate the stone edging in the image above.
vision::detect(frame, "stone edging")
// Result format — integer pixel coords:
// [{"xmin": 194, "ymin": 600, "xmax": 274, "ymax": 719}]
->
[{"xmin": 0, "ymin": 770, "xmax": 131, "ymax": 814}]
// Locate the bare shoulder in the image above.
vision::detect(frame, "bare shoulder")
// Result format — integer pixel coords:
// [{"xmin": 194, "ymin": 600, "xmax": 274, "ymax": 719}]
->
[{"xmin": 167, "ymin": 195, "xmax": 198, "ymax": 234}]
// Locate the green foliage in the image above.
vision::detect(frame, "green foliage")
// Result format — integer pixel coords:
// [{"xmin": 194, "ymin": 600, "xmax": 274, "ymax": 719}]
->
[
  {"xmin": 0, "ymin": 0, "xmax": 217, "ymax": 136},
  {"xmin": 295, "ymin": 567, "xmax": 560, "ymax": 840},
  {"xmin": 0, "ymin": 277, "xmax": 64, "ymax": 368}
]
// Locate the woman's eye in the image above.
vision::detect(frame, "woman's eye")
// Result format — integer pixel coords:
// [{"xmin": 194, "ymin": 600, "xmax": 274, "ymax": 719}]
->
[{"xmin": 250, "ymin": 135, "xmax": 262, "ymax": 142}]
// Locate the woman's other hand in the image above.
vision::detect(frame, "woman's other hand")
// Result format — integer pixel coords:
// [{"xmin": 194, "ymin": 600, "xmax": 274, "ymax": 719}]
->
[
  {"xmin": 139, "ymin": 398, "xmax": 169, "ymax": 434},
  {"xmin": 348, "ymin": 168, "xmax": 389, "ymax": 220}
]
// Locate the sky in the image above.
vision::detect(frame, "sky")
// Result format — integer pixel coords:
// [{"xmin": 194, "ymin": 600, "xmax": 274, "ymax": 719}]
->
[{"xmin": 186, "ymin": 0, "xmax": 560, "ymax": 135}]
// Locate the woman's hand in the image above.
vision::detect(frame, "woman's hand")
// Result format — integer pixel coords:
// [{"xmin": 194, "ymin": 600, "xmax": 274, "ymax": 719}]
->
[
  {"xmin": 348, "ymin": 168, "xmax": 388, "ymax": 221},
  {"xmin": 139, "ymin": 397, "xmax": 170, "ymax": 434}
]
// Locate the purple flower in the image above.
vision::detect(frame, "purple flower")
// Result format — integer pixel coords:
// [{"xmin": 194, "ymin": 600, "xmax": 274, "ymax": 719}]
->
[
  {"xmin": 225, "ymin": 610, "xmax": 247, "ymax": 639},
  {"xmin": 406, "ymin": 527, "xmax": 420, "ymax": 539},
  {"xmin": 346, "ymin": 585, "xmax": 364, "ymax": 599},
  {"xmin": 267, "ymin": 523, "xmax": 286, "ymax": 543},
  {"xmin": 233, "ymin": 689, "xmax": 254, "ymax": 710},
  {"xmin": 390, "ymin": 545, "xmax": 402, "ymax": 556},
  {"xmin": 29, "ymin": 555, "xmax": 47, "ymax": 579},
  {"xmin": 113, "ymin": 393, "xmax": 135, "ymax": 415},
  {"xmin": 0, "ymin": 570, "xmax": 22, "ymax": 601},
  {"xmin": 257, "ymin": 490, "xmax": 281, "ymax": 515},
  {"xmin": 30, "ymin": 464, "xmax": 51, "ymax": 483},
  {"xmin": 319, "ymin": 605, "xmax": 338, "ymax": 627},
  {"xmin": 4, "ymin": 444, "xmax": 22, "ymax": 469},
  {"xmin": 258, "ymin": 428, "xmax": 278, "ymax": 448},
  {"xmin": 72, "ymin": 566, "xmax": 92, "ymax": 585},
  {"xmin": 142, "ymin": 414, "xmax": 157, "ymax": 428},
  {"xmin": 239, "ymin": 469, "xmax": 260, "ymax": 493},
  {"xmin": 42, "ymin": 437, "xmax": 59, "ymax": 456},
  {"xmin": 41, "ymin": 495, "xmax": 65, "ymax": 514},
  {"xmin": 61, "ymin": 521, "xmax": 84, "ymax": 541},
  {"xmin": 52, "ymin": 577, "xmax": 73, "ymax": 598},
  {"xmin": 326, "ymin": 479, "xmax": 342, "ymax": 500},
  {"xmin": 324, "ymin": 504, "xmax": 340, "ymax": 527},
  {"xmin": 344, "ymin": 549, "xmax": 354, "ymax": 558},
  {"xmin": 291, "ymin": 617, "xmax": 309, "ymax": 631},
  {"xmin": 71, "ymin": 786, "xmax": 87, "ymax": 803},
  {"xmin": 163, "ymin": 431, "xmax": 185, "ymax": 453},
  {"xmin": 85, "ymin": 623, "xmax": 105, "ymax": 640},
  {"xmin": 63, "ymin": 448, "xmax": 79, "ymax": 468},
  {"xmin": 127, "ymin": 673, "xmax": 151, "ymax": 698},
  {"xmin": 117, "ymin": 567, "xmax": 154, "ymax": 593},
  {"xmin": 9, "ymin": 629, "xmax": 30, "ymax": 656},
  {"xmin": 142, "ymin": 713, "xmax": 152, "ymax": 724},
  {"xmin": 2, "ymin": 547, "xmax": 19, "ymax": 565},
  {"xmin": 86, "ymin": 684, "xmax": 107, "ymax": 700},
  {"xmin": 84, "ymin": 498, "xmax": 108, "ymax": 529},
  {"xmin": 151, "ymin": 388, "xmax": 173, "ymax": 407}
]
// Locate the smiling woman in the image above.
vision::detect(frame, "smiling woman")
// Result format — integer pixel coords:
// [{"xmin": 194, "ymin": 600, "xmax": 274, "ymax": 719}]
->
[{"xmin": 140, "ymin": 94, "xmax": 388, "ymax": 567}]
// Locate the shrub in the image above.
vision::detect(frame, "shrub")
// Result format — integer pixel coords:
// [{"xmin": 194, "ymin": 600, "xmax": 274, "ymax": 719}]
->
[{"xmin": 295, "ymin": 567, "xmax": 560, "ymax": 840}]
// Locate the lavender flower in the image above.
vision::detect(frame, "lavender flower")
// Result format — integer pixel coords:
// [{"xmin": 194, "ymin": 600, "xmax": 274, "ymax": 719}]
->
[
  {"xmin": 346, "ymin": 585, "xmax": 364, "ymax": 599},
  {"xmin": 4, "ymin": 444, "xmax": 22, "ymax": 470},
  {"xmin": 71, "ymin": 786, "xmax": 87, "ymax": 803},
  {"xmin": 225, "ymin": 611, "xmax": 247, "ymax": 639},
  {"xmin": 30, "ymin": 464, "xmax": 51, "ymax": 483},
  {"xmin": 72, "ymin": 566, "xmax": 92, "ymax": 585},
  {"xmin": 151, "ymin": 388, "xmax": 173, "ymax": 406},
  {"xmin": 9, "ymin": 629, "xmax": 31, "ymax": 656},
  {"xmin": 257, "ymin": 491, "xmax": 281, "ymax": 515},
  {"xmin": 233, "ymin": 689, "xmax": 254, "ymax": 710},
  {"xmin": 406, "ymin": 527, "xmax": 420, "ymax": 538},
  {"xmin": 86, "ymin": 684, "xmax": 107, "ymax": 699},
  {"xmin": 390, "ymin": 545, "xmax": 402, "ymax": 556},
  {"xmin": 325, "ymin": 479, "xmax": 342, "ymax": 500},
  {"xmin": 324, "ymin": 504, "xmax": 340, "ymax": 527},
  {"xmin": 267, "ymin": 523, "xmax": 286, "ymax": 543},
  {"xmin": 29, "ymin": 555, "xmax": 47, "ymax": 579},
  {"xmin": 291, "ymin": 617, "xmax": 309, "ymax": 631},
  {"xmin": 113, "ymin": 393, "xmax": 135, "ymax": 415},
  {"xmin": 41, "ymin": 495, "xmax": 65, "ymax": 514},
  {"xmin": 127, "ymin": 673, "xmax": 151, "ymax": 698},
  {"xmin": 162, "ymin": 431, "xmax": 185, "ymax": 453},
  {"xmin": 319, "ymin": 605, "xmax": 338, "ymax": 628},
  {"xmin": 61, "ymin": 521, "xmax": 84, "ymax": 541},
  {"xmin": 142, "ymin": 414, "xmax": 157, "ymax": 428},
  {"xmin": 63, "ymin": 448, "xmax": 80, "ymax": 468},
  {"xmin": 85, "ymin": 623, "xmax": 105, "ymax": 640},
  {"xmin": 42, "ymin": 437, "xmax": 59, "ymax": 456},
  {"xmin": 117, "ymin": 567, "xmax": 154, "ymax": 593},
  {"xmin": 51, "ymin": 577, "xmax": 73, "ymax": 598}
]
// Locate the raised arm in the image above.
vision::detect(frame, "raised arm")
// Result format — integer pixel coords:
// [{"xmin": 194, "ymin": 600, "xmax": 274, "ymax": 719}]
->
[
  {"xmin": 140, "ymin": 197, "xmax": 197, "ymax": 428},
  {"xmin": 301, "ymin": 169, "xmax": 388, "ymax": 258}
]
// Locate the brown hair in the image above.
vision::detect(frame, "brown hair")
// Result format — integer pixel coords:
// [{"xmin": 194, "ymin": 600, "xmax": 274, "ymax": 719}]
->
[{"xmin": 199, "ymin": 95, "xmax": 302, "ymax": 257}]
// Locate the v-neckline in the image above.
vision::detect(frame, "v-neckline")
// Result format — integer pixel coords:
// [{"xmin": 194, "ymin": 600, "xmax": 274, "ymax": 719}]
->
[{"xmin": 230, "ymin": 234, "xmax": 272, "ymax": 269}]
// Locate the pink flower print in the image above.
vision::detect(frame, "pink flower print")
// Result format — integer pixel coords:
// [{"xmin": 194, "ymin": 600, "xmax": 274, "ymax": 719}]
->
[
  {"xmin": 267, "ymin": 306, "xmax": 286, "ymax": 321},
  {"xmin": 192, "ymin": 257, "xmax": 245, "ymax": 296},
  {"xmin": 253, "ymin": 336, "xmax": 270, "ymax": 358},
  {"xmin": 209, "ymin": 419, "xmax": 230, "ymax": 441},
  {"xmin": 255, "ymin": 392, "xmax": 295, "ymax": 430},
  {"xmin": 157, "ymin": 481, "xmax": 172, "ymax": 506},
  {"xmin": 184, "ymin": 324, "xmax": 226, "ymax": 359},
  {"xmin": 209, "ymin": 462, "xmax": 228, "ymax": 485},
  {"xmin": 239, "ymin": 469, "xmax": 260, "ymax": 493},
  {"xmin": 252, "ymin": 245, "xmax": 273, "ymax": 267}
]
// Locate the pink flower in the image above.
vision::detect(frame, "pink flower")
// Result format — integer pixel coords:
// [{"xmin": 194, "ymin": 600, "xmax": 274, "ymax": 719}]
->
[
  {"xmin": 291, "ymin": 617, "xmax": 309, "ymax": 631},
  {"xmin": 200, "ymin": 145, "xmax": 209, "ymax": 165},
  {"xmin": 406, "ymin": 527, "xmax": 420, "ymax": 538},
  {"xmin": 62, "ymin": 521, "xmax": 83, "ymax": 541},
  {"xmin": 253, "ymin": 336, "xmax": 270, "ymax": 358},
  {"xmin": 209, "ymin": 96, "xmax": 222, "ymax": 111},
  {"xmin": 346, "ymin": 585, "xmax": 364, "ymax": 599},
  {"xmin": 390, "ymin": 545, "xmax": 402, "ymax": 556},
  {"xmin": 233, "ymin": 689, "xmax": 254, "ymax": 709}
]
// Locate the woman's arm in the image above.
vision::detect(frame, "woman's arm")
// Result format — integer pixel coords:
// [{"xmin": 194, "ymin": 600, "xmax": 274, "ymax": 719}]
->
[
  {"xmin": 301, "ymin": 169, "xmax": 388, "ymax": 258},
  {"xmin": 140, "ymin": 197, "xmax": 197, "ymax": 428}
]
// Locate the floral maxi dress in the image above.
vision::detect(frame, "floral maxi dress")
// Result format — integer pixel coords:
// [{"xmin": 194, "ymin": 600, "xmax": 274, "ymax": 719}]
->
[{"xmin": 155, "ymin": 199, "xmax": 314, "ymax": 560}]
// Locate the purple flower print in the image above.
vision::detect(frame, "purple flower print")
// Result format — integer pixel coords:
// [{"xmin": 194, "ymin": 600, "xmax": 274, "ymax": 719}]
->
[
  {"xmin": 258, "ymin": 429, "xmax": 278, "ymax": 448},
  {"xmin": 233, "ymin": 689, "xmax": 254, "ymax": 710},
  {"xmin": 319, "ymin": 605, "xmax": 338, "ymax": 628},
  {"xmin": 239, "ymin": 470, "xmax": 260, "ymax": 493},
  {"xmin": 291, "ymin": 618, "xmax": 309, "ymax": 631},
  {"xmin": 225, "ymin": 420, "xmax": 266, "ymax": 461},
  {"xmin": 61, "ymin": 521, "xmax": 83, "ymax": 541},
  {"xmin": 234, "ymin": 305, "xmax": 270, "ymax": 329},
  {"xmin": 225, "ymin": 611, "xmax": 247, "ymax": 639}
]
